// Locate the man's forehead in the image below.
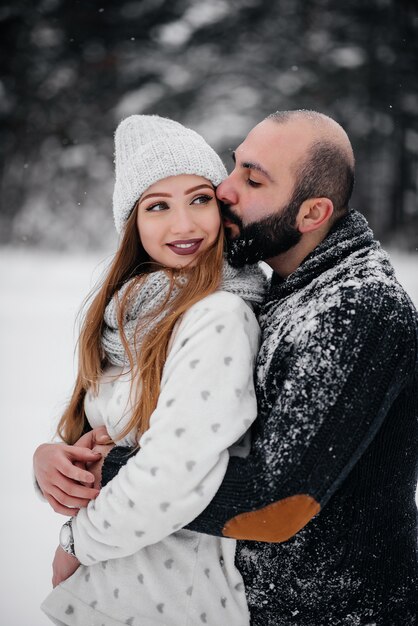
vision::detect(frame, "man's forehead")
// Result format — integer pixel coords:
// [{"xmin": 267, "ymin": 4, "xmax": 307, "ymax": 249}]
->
[
  {"xmin": 234, "ymin": 119, "xmax": 305, "ymax": 171},
  {"xmin": 234, "ymin": 121, "xmax": 274, "ymax": 158}
]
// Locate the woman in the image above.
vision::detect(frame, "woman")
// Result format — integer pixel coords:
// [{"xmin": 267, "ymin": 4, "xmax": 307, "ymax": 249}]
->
[{"xmin": 36, "ymin": 115, "xmax": 266, "ymax": 625}]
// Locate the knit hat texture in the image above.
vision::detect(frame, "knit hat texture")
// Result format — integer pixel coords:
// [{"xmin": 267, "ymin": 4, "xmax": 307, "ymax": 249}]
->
[{"xmin": 113, "ymin": 115, "xmax": 227, "ymax": 234}]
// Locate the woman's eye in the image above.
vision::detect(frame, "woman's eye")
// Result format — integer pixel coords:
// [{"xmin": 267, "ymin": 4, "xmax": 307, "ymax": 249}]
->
[
  {"xmin": 247, "ymin": 179, "xmax": 261, "ymax": 188},
  {"xmin": 191, "ymin": 194, "xmax": 213, "ymax": 205},
  {"xmin": 146, "ymin": 202, "xmax": 168, "ymax": 212}
]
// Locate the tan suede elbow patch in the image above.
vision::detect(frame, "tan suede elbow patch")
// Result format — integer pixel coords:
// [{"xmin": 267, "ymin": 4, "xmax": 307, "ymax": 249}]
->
[{"xmin": 222, "ymin": 494, "xmax": 320, "ymax": 542}]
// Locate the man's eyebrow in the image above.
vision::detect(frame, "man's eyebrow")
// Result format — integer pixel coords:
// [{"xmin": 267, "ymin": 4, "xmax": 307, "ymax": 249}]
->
[{"xmin": 231, "ymin": 151, "xmax": 274, "ymax": 182}]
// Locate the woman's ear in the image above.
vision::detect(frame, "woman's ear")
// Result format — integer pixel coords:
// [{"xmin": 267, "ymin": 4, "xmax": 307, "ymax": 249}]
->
[{"xmin": 297, "ymin": 198, "xmax": 334, "ymax": 234}]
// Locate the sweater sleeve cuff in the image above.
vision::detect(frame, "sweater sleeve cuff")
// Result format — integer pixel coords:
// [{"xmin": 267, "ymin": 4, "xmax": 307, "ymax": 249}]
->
[{"xmin": 101, "ymin": 446, "xmax": 137, "ymax": 487}]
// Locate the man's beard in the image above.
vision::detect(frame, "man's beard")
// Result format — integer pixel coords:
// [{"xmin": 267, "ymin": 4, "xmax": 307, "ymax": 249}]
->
[{"xmin": 222, "ymin": 199, "xmax": 302, "ymax": 268}]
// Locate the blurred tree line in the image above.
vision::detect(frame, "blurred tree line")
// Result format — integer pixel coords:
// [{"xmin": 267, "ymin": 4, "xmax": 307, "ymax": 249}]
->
[{"xmin": 1, "ymin": 0, "xmax": 417, "ymax": 250}]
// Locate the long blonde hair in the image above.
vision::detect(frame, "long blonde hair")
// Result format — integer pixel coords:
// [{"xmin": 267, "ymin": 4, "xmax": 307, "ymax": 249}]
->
[{"xmin": 57, "ymin": 203, "xmax": 225, "ymax": 446}]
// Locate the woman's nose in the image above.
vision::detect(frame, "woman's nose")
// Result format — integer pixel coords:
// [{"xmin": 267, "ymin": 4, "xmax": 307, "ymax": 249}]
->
[{"xmin": 170, "ymin": 207, "xmax": 196, "ymax": 234}]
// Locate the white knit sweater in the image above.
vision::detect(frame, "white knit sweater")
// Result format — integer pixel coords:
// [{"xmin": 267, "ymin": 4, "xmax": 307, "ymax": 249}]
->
[{"xmin": 42, "ymin": 290, "xmax": 260, "ymax": 625}]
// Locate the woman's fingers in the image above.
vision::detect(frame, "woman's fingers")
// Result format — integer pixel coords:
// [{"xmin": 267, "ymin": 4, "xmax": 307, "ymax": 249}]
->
[
  {"xmin": 60, "ymin": 456, "xmax": 97, "ymax": 484},
  {"xmin": 34, "ymin": 442, "xmax": 100, "ymax": 483},
  {"xmin": 68, "ymin": 446, "xmax": 102, "ymax": 464},
  {"xmin": 33, "ymin": 442, "xmax": 102, "ymax": 512},
  {"xmin": 54, "ymin": 470, "xmax": 100, "ymax": 500},
  {"xmin": 44, "ymin": 492, "xmax": 80, "ymax": 516},
  {"xmin": 49, "ymin": 481, "xmax": 96, "ymax": 509}
]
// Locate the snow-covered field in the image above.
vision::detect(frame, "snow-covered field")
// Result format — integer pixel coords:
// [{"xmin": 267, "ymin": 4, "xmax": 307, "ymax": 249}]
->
[{"xmin": 0, "ymin": 247, "xmax": 417, "ymax": 626}]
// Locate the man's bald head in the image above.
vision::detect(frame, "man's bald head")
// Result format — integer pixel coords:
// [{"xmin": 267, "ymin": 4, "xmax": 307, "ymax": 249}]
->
[{"xmin": 266, "ymin": 110, "xmax": 355, "ymax": 217}]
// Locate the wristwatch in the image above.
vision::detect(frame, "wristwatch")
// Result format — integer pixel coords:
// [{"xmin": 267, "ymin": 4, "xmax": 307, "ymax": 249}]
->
[{"xmin": 59, "ymin": 518, "xmax": 76, "ymax": 556}]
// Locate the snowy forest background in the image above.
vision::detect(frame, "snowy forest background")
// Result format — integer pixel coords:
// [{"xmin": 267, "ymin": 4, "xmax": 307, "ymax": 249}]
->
[
  {"xmin": 1, "ymin": 0, "xmax": 418, "ymax": 248},
  {"xmin": 1, "ymin": 1, "xmax": 418, "ymax": 624}
]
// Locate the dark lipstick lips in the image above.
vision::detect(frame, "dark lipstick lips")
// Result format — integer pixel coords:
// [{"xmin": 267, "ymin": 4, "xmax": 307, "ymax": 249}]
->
[{"xmin": 166, "ymin": 239, "xmax": 203, "ymax": 255}]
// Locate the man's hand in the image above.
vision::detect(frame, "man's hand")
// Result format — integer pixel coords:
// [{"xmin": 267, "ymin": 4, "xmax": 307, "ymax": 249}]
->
[
  {"xmin": 73, "ymin": 426, "xmax": 111, "ymax": 450},
  {"xmin": 52, "ymin": 545, "xmax": 80, "ymax": 588},
  {"xmin": 33, "ymin": 442, "xmax": 102, "ymax": 515},
  {"xmin": 86, "ymin": 442, "xmax": 116, "ymax": 489},
  {"xmin": 75, "ymin": 426, "xmax": 115, "ymax": 489}
]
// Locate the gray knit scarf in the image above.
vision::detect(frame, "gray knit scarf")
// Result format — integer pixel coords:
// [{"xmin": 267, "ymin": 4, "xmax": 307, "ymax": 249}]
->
[{"xmin": 102, "ymin": 260, "xmax": 267, "ymax": 366}]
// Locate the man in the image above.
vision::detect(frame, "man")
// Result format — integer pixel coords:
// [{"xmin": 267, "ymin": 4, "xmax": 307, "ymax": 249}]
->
[{"xmin": 37, "ymin": 110, "xmax": 418, "ymax": 624}]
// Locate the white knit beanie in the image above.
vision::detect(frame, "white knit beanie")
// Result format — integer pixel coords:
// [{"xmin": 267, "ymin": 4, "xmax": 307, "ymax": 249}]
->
[{"xmin": 112, "ymin": 115, "xmax": 227, "ymax": 234}]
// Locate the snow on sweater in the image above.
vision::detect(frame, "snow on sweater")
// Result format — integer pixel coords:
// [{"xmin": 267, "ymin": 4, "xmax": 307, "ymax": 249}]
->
[
  {"xmin": 95, "ymin": 210, "xmax": 418, "ymax": 624},
  {"xmin": 42, "ymin": 290, "xmax": 260, "ymax": 625},
  {"xmin": 187, "ymin": 210, "xmax": 418, "ymax": 625}
]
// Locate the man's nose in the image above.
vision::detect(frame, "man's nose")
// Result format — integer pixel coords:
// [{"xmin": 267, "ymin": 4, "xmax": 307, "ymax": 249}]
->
[{"xmin": 217, "ymin": 175, "xmax": 238, "ymax": 205}]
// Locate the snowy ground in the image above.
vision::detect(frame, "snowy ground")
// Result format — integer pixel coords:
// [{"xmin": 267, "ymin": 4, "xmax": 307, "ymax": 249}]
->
[{"xmin": 1, "ymin": 246, "xmax": 417, "ymax": 626}]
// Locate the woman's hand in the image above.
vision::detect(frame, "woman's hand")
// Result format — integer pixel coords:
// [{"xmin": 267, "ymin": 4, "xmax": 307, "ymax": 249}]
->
[
  {"xmin": 52, "ymin": 545, "xmax": 80, "ymax": 588},
  {"xmin": 33, "ymin": 442, "xmax": 102, "ymax": 515}
]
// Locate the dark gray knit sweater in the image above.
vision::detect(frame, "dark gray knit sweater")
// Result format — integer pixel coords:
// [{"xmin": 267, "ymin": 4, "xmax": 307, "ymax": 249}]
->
[{"xmin": 102, "ymin": 210, "xmax": 418, "ymax": 625}]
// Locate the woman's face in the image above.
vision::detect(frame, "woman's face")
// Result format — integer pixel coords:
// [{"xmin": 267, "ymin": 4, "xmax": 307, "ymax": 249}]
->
[{"xmin": 136, "ymin": 174, "xmax": 221, "ymax": 268}]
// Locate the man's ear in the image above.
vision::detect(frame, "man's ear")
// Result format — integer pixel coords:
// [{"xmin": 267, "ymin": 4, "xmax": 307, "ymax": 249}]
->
[{"xmin": 297, "ymin": 198, "xmax": 334, "ymax": 233}]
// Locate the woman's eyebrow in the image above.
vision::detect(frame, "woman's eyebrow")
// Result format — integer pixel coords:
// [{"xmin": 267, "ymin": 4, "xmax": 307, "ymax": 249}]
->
[
  {"xmin": 139, "ymin": 184, "xmax": 214, "ymax": 204},
  {"xmin": 139, "ymin": 192, "xmax": 171, "ymax": 203},
  {"xmin": 184, "ymin": 184, "xmax": 214, "ymax": 194}
]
